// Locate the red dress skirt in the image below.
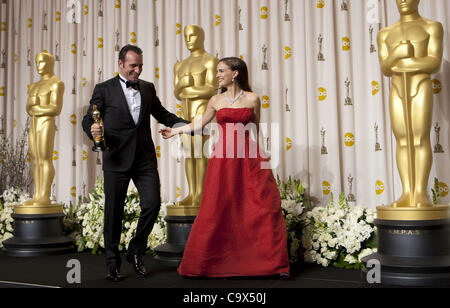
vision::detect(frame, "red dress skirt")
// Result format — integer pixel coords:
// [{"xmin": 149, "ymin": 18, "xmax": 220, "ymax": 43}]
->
[{"xmin": 177, "ymin": 108, "xmax": 290, "ymax": 277}]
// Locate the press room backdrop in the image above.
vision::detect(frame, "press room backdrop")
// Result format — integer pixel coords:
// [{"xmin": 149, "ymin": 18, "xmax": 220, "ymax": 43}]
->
[{"xmin": 0, "ymin": 0, "xmax": 449, "ymax": 209}]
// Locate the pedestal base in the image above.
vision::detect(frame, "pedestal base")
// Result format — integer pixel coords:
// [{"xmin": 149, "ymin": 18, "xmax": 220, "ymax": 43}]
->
[
  {"xmin": 362, "ymin": 253, "xmax": 450, "ymax": 286},
  {"xmin": 154, "ymin": 215, "xmax": 196, "ymax": 267},
  {"xmin": 2, "ymin": 213, "xmax": 75, "ymax": 257},
  {"xmin": 362, "ymin": 213, "xmax": 450, "ymax": 287}
]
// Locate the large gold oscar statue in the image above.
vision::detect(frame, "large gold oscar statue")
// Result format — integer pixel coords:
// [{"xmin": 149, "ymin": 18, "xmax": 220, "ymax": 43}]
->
[
  {"xmin": 377, "ymin": 0, "xmax": 447, "ymax": 220},
  {"xmin": 362, "ymin": 0, "xmax": 450, "ymax": 286},
  {"xmin": 17, "ymin": 51, "xmax": 65, "ymax": 215},
  {"xmin": 2, "ymin": 51, "xmax": 73, "ymax": 257},
  {"xmin": 168, "ymin": 25, "xmax": 219, "ymax": 216}
]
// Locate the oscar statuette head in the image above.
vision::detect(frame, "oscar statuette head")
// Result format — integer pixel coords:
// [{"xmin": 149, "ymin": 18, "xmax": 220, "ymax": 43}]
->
[
  {"xmin": 35, "ymin": 51, "xmax": 55, "ymax": 76},
  {"xmin": 396, "ymin": 0, "xmax": 420, "ymax": 15}
]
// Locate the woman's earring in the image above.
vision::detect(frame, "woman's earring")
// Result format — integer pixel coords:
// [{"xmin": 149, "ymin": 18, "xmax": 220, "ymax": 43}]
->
[{"xmin": 232, "ymin": 78, "xmax": 235, "ymax": 83}]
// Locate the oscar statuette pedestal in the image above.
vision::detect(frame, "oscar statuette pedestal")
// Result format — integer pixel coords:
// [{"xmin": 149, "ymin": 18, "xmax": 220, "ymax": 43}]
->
[
  {"xmin": 2, "ymin": 205, "xmax": 75, "ymax": 257},
  {"xmin": 362, "ymin": 205, "xmax": 450, "ymax": 286},
  {"xmin": 154, "ymin": 205, "xmax": 199, "ymax": 267}
]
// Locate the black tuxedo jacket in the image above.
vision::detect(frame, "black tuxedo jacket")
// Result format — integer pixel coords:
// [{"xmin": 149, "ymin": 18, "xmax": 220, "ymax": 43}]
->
[{"xmin": 82, "ymin": 76, "xmax": 189, "ymax": 172}]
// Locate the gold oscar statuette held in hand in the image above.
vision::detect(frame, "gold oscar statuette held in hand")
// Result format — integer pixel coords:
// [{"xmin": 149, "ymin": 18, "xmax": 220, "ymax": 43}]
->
[{"xmin": 92, "ymin": 105, "xmax": 108, "ymax": 152}]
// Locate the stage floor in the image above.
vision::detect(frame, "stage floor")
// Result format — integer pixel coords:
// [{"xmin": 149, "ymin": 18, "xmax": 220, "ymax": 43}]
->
[{"xmin": 0, "ymin": 251, "xmax": 380, "ymax": 289}]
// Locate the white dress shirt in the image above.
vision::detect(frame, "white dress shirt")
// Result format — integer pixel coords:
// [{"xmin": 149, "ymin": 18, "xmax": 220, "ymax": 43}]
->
[{"xmin": 119, "ymin": 74, "xmax": 141, "ymax": 125}]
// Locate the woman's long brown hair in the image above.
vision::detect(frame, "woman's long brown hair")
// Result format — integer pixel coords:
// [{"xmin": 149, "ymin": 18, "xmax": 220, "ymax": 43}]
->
[{"xmin": 219, "ymin": 57, "xmax": 252, "ymax": 93}]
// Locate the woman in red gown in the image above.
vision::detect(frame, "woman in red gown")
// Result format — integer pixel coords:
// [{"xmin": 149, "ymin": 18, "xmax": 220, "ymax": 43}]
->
[{"xmin": 159, "ymin": 57, "xmax": 290, "ymax": 278}]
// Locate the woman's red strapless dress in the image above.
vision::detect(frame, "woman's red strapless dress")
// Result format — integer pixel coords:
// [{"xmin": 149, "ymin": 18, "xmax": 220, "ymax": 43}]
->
[{"xmin": 177, "ymin": 108, "xmax": 290, "ymax": 278}]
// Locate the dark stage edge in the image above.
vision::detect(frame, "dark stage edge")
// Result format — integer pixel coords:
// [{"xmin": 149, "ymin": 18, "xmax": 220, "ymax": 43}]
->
[{"xmin": 0, "ymin": 251, "xmax": 386, "ymax": 289}]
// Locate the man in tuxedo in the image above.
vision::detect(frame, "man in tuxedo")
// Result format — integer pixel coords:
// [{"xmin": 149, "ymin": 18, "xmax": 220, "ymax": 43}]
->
[{"xmin": 82, "ymin": 45, "xmax": 189, "ymax": 282}]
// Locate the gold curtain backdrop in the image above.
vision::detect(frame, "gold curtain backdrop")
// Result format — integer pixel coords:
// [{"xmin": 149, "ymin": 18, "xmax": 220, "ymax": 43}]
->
[{"xmin": 0, "ymin": 0, "xmax": 448, "ymax": 209}]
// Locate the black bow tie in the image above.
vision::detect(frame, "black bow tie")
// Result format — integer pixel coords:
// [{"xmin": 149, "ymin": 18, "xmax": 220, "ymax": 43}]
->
[{"xmin": 119, "ymin": 77, "xmax": 140, "ymax": 91}]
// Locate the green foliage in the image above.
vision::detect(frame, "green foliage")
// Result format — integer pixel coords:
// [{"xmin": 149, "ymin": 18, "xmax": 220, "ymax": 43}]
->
[{"xmin": 432, "ymin": 177, "xmax": 441, "ymax": 205}]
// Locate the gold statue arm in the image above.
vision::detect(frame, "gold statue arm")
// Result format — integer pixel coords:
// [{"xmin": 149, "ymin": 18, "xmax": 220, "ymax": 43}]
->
[
  {"xmin": 28, "ymin": 82, "xmax": 65, "ymax": 117},
  {"xmin": 392, "ymin": 23, "xmax": 444, "ymax": 74},
  {"xmin": 174, "ymin": 59, "xmax": 219, "ymax": 100},
  {"xmin": 171, "ymin": 96, "xmax": 218, "ymax": 136},
  {"xmin": 378, "ymin": 29, "xmax": 414, "ymax": 77},
  {"xmin": 26, "ymin": 87, "xmax": 39, "ymax": 116},
  {"xmin": 173, "ymin": 69, "xmax": 192, "ymax": 100}
]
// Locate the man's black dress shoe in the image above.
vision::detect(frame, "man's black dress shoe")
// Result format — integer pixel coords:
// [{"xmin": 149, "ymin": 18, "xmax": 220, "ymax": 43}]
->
[
  {"xmin": 106, "ymin": 267, "xmax": 125, "ymax": 282},
  {"xmin": 126, "ymin": 254, "xmax": 149, "ymax": 278}
]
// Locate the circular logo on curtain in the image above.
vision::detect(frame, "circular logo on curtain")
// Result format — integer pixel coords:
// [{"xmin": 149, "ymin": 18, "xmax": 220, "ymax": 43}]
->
[
  {"xmin": 375, "ymin": 180, "xmax": 384, "ymax": 195},
  {"xmin": 155, "ymin": 67, "xmax": 160, "ymax": 79},
  {"xmin": 177, "ymin": 103, "xmax": 183, "ymax": 117},
  {"xmin": 13, "ymin": 120, "xmax": 17, "ymax": 128},
  {"xmin": 14, "ymin": 54, "xmax": 19, "ymax": 63},
  {"xmin": 176, "ymin": 23, "xmax": 182, "ymax": 35},
  {"xmin": 286, "ymin": 138, "xmax": 292, "ymax": 151},
  {"xmin": 344, "ymin": 133, "xmax": 355, "ymax": 147},
  {"xmin": 261, "ymin": 7, "xmax": 269, "ymax": 19},
  {"xmin": 82, "ymin": 77, "xmax": 87, "ymax": 87},
  {"xmin": 322, "ymin": 181, "xmax": 331, "ymax": 195},
  {"xmin": 439, "ymin": 182, "xmax": 449, "ymax": 197},
  {"xmin": 115, "ymin": 0, "xmax": 121, "ymax": 9},
  {"xmin": 284, "ymin": 46, "xmax": 292, "ymax": 59},
  {"xmin": 26, "ymin": 153, "xmax": 31, "ymax": 163},
  {"xmin": 82, "ymin": 150, "xmax": 88, "ymax": 161},
  {"xmin": 372, "ymin": 81, "xmax": 380, "ymax": 96},
  {"xmin": 0, "ymin": 87, "xmax": 4, "ymax": 96},
  {"xmin": 317, "ymin": 0, "xmax": 326, "ymax": 8},
  {"xmin": 319, "ymin": 87, "xmax": 327, "ymax": 101},
  {"xmin": 156, "ymin": 146, "xmax": 161, "ymax": 158},
  {"xmin": 56, "ymin": 12, "xmax": 61, "ymax": 21},
  {"xmin": 71, "ymin": 44, "xmax": 77, "ymax": 54},
  {"xmin": 177, "ymin": 187, "xmax": 181, "ymax": 199},
  {"xmin": 27, "ymin": 18, "xmax": 32, "ymax": 28},
  {"xmin": 97, "ymin": 37, "xmax": 104, "ymax": 49},
  {"xmin": 130, "ymin": 32, "xmax": 137, "ymax": 44},
  {"xmin": 84, "ymin": 5, "xmax": 89, "ymax": 15},
  {"xmin": 71, "ymin": 186, "xmax": 76, "ymax": 198},
  {"xmin": 262, "ymin": 95, "xmax": 270, "ymax": 109},
  {"xmin": 216, "ymin": 15, "xmax": 221, "ymax": 26},
  {"xmin": 1, "ymin": 21, "xmax": 6, "ymax": 32},
  {"xmin": 70, "ymin": 114, "xmax": 77, "ymax": 125},
  {"xmin": 342, "ymin": 37, "xmax": 351, "ymax": 51},
  {"xmin": 432, "ymin": 79, "xmax": 442, "ymax": 94},
  {"xmin": 53, "ymin": 150, "xmax": 59, "ymax": 161}
]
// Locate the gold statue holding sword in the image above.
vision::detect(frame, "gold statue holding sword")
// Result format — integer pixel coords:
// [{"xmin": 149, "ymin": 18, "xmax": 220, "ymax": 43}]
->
[{"xmin": 378, "ymin": 0, "xmax": 443, "ymax": 208}]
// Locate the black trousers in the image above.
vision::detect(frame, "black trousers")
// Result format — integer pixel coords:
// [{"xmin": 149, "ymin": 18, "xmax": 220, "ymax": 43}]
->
[{"xmin": 103, "ymin": 149, "xmax": 161, "ymax": 270}]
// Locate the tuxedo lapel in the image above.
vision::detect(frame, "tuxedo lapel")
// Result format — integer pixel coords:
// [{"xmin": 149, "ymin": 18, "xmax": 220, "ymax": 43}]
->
[{"xmin": 136, "ymin": 80, "xmax": 149, "ymax": 127}]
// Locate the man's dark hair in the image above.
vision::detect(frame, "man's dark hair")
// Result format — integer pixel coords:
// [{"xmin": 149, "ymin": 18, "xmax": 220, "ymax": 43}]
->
[{"xmin": 119, "ymin": 45, "xmax": 143, "ymax": 63}]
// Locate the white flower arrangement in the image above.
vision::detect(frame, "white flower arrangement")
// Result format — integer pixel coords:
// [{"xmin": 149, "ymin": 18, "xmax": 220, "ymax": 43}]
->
[
  {"xmin": 0, "ymin": 187, "xmax": 30, "ymax": 247},
  {"xmin": 277, "ymin": 176, "xmax": 309, "ymax": 264},
  {"xmin": 300, "ymin": 193, "xmax": 377, "ymax": 269},
  {"xmin": 65, "ymin": 178, "xmax": 168, "ymax": 255}
]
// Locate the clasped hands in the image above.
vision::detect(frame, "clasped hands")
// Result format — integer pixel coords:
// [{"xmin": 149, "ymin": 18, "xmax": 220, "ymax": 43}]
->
[
  {"xmin": 178, "ymin": 74, "xmax": 196, "ymax": 99},
  {"xmin": 391, "ymin": 40, "xmax": 416, "ymax": 73}
]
